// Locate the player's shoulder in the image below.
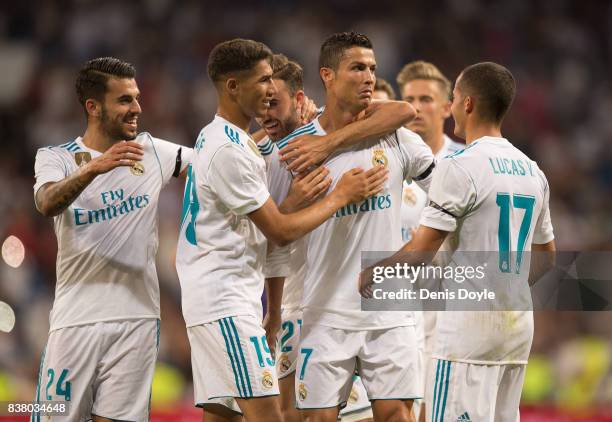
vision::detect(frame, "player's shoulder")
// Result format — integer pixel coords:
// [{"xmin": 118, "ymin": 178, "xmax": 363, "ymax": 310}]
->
[
  {"xmin": 257, "ymin": 137, "xmax": 276, "ymax": 157},
  {"xmin": 199, "ymin": 116, "xmax": 251, "ymax": 152},
  {"xmin": 443, "ymin": 135, "xmax": 465, "ymax": 156},
  {"xmin": 276, "ymin": 121, "xmax": 320, "ymax": 150},
  {"xmin": 396, "ymin": 127, "xmax": 426, "ymax": 145},
  {"xmin": 37, "ymin": 138, "xmax": 82, "ymax": 158}
]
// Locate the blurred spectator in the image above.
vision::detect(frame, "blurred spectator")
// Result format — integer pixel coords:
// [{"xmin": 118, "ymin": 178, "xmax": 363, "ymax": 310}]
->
[{"xmin": 0, "ymin": 0, "xmax": 610, "ymax": 413}]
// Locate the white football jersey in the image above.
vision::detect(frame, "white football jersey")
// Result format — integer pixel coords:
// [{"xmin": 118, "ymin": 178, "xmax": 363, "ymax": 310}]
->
[
  {"xmin": 420, "ymin": 136, "xmax": 554, "ymax": 364},
  {"xmin": 282, "ymin": 118, "xmax": 435, "ymax": 330},
  {"xmin": 33, "ymin": 133, "xmax": 192, "ymax": 331},
  {"xmin": 176, "ymin": 115, "xmax": 270, "ymax": 327},
  {"xmin": 401, "ymin": 135, "xmax": 464, "ymax": 242},
  {"xmin": 257, "ymin": 138, "xmax": 305, "ymax": 312},
  {"xmin": 400, "ymin": 135, "xmax": 464, "ymax": 353}
]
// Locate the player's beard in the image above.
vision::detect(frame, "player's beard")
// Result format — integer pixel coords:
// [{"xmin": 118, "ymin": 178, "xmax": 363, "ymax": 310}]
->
[
  {"xmin": 100, "ymin": 106, "xmax": 138, "ymax": 141},
  {"xmin": 283, "ymin": 107, "xmax": 301, "ymax": 137}
]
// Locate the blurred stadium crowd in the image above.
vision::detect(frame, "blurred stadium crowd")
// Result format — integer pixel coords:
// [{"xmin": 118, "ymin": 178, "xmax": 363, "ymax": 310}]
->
[{"xmin": 0, "ymin": 0, "xmax": 611, "ymax": 418}]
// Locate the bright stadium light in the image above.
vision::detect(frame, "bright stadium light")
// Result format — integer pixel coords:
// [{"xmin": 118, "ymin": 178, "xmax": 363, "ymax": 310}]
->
[{"xmin": 2, "ymin": 235, "xmax": 25, "ymax": 268}]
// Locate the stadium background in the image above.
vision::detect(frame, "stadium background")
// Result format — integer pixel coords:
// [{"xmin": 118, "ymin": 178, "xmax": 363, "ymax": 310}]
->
[{"xmin": 0, "ymin": 0, "xmax": 611, "ymax": 420}]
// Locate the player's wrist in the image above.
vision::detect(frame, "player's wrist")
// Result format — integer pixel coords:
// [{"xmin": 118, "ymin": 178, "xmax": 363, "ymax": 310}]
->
[
  {"xmin": 327, "ymin": 132, "xmax": 344, "ymax": 151},
  {"xmin": 79, "ymin": 161, "xmax": 100, "ymax": 179},
  {"xmin": 328, "ymin": 188, "xmax": 349, "ymax": 207}
]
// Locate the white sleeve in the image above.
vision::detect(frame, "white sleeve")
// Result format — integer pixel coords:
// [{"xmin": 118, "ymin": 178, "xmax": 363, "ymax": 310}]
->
[
  {"xmin": 208, "ymin": 144, "xmax": 270, "ymax": 215},
  {"xmin": 419, "ymin": 158, "xmax": 477, "ymax": 232},
  {"xmin": 33, "ymin": 148, "xmax": 68, "ymax": 195},
  {"xmin": 264, "ymin": 243, "xmax": 291, "ymax": 278},
  {"xmin": 397, "ymin": 128, "xmax": 436, "ymax": 193},
  {"xmin": 148, "ymin": 134, "xmax": 192, "ymax": 185},
  {"xmin": 533, "ymin": 170, "xmax": 555, "ymax": 244}
]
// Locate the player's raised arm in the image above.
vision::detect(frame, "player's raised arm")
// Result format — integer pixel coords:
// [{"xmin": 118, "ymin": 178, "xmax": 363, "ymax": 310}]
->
[
  {"xmin": 35, "ymin": 141, "xmax": 143, "ymax": 217},
  {"xmin": 250, "ymin": 165, "xmax": 388, "ymax": 246},
  {"xmin": 279, "ymin": 100, "xmax": 416, "ymax": 172}
]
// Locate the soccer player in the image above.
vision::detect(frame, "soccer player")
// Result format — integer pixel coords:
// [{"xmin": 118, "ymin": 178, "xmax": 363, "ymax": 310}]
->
[
  {"xmin": 280, "ymin": 32, "xmax": 435, "ymax": 422},
  {"xmin": 32, "ymin": 57, "xmax": 192, "ymax": 421},
  {"xmin": 175, "ymin": 39, "xmax": 388, "ymax": 422},
  {"xmin": 396, "ymin": 61, "xmax": 464, "ymax": 422},
  {"xmin": 396, "ymin": 61, "xmax": 464, "ymax": 242},
  {"xmin": 259, "ymin": 54, "xmax": 414, "ymax": 422},
  {"xmin": 361, "ymin": 62, "xmax": 556, "ymax": 422},
  {"xmin": 372, "ymin": 78, "xmax": 396, "ymax": 100}
]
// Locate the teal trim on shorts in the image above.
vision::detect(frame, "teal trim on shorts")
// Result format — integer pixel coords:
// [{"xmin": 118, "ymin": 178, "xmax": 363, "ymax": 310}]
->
[
  {"xmin": 219, "ymin": 318, "xmax": 246, "ymax": 397},
  {"xmin": 31, "ymin": 346, "xmax": 46, "ymax": 422},
  {"xmin": 224, "ymin": 317, "xmax": 251, "ymax": 397},
  {"xmin": 228, "ymin": 317, "xmax": 253, "ymax": 397},
  {"xmin": 432, "ymin": 360, "xmax": 451, "ymax": 422},
  {"xmin": 440, "ymin": 361, "xmax": 451, "ymax": 422},
  {"xmin": 432, "ymin": 359, "xmax": 442, "ymax": 422}
]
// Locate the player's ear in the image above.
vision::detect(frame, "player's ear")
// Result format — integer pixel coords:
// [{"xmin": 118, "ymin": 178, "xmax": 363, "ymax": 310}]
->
[
  {"xmin": 320, "ymin": 67, "xmax": 334, "ymax": 87},
  {"xmin": 464, "ymin": 96, "xmax": 474, "ymax": 115},
  {"xmin": 225, "ymin": 77, "xmax": 239, "ymax": 95},
  {"xmin": 85, "ymin": 99, "xmax": 101, "ymax": 118},
  {"xmin": 441, "ymin": 99, "xmax": 452, "ymax": 119},
  {"xmin": 294, "ymin": 90, "xmax": 305, "ymax": 106}
]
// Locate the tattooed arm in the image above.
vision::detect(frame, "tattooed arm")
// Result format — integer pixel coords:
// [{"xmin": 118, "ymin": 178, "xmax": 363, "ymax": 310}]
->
[{"xmin": 36, "ymin": 141, "xmax": 144, "ymax": 217}]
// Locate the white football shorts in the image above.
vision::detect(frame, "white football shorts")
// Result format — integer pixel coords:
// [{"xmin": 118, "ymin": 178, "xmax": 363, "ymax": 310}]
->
[{"xmin": 32, "ymin": 319, "xmax": 159, "ymax": 422}]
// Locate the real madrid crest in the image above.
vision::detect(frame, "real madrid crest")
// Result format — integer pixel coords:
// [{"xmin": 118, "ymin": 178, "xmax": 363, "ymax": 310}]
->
[
  {"xmin": 261, "ymin": 370, "xmax": 274, "ymax": 390},
  {"xmin": 279, "ymin": 353, "xmax": 291, "ymax": 373},
  {"xmin": 298, "ymin": 383, "xmax": 308, "ymax": 401},
  {"xmin": 402, "ymin": 186, "xmax": 417, "ymax": 206},
  {"xmin": 130, "ymin": 162, "xmax": 145, "ymax": 176},
  {"xmin": 348, "ymin": 386, "xmax": 359, "ymax": 403},
  {"xmin": 74, "ymin": 152, "xmax": 92, "ymax": 167},
  {"xmin": 372, "ymin": 149, "xmax": 388, "ymax": 168}
]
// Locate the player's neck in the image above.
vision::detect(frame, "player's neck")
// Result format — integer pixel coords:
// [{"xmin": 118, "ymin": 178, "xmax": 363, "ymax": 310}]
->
[
  {"xmin": 216, "ymin": 98, "xmax": 251, "ymax": 132},
  {"xmin": 464, "ymin": 121, "xmax": 502, "ymax": 145},
  {"xmin": 82, "ymin": 126, "xmax": 117, "ymax": 153},
  {"xmin": 425, "ymin": 132, "xmax": 446, "ymax": 156},
  {"xmin": 319, "ymin": 98, "xmax": 360, "ymax": 133}
]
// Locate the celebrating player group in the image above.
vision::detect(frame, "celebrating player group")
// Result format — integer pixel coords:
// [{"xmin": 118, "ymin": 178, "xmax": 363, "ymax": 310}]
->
[{"xmin": 33, "ymin": 31, "xmax": 555, "ymax": 422}]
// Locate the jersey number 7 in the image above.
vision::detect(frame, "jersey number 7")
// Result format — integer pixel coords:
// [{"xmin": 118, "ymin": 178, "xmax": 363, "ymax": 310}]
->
[{"xmin": 496, "ymin": 193, "xmax": 535, "ymax": 274}]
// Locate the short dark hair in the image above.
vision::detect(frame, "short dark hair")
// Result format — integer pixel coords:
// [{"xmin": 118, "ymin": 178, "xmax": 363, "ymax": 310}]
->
[
  {"xmin": 319, "ymin": 31, "xmax": 373, "ymax": 70},
  {"xmin": 271, "ymin": 54, "xmax": 303, "ymax": 96},
  {"xmin": 207, "ymin": 38, "xmax": 273, "ymax": 82},
  {"xmin": 76, "ymin": 57, "xmax": 135, "ymax": 108},
  {"xmin": 457, "ymin": 62, "xmax": 516, "ymax": 124},
  {"xmin": 374, "ymin": 78, "xmax": 396, "ymax": 100}
]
